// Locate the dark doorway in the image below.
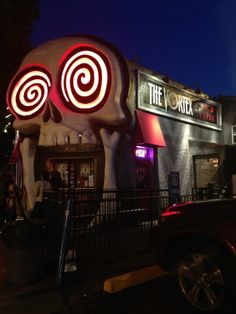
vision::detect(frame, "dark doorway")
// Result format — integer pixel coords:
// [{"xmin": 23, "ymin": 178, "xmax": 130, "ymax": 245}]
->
[{"xmin": 35, "ymin": 145, "xmax": 104, "ymax": 190}]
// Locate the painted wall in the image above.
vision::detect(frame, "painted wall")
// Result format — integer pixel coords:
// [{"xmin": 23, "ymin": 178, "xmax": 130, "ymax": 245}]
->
[{"xmin": 158, "ymin": 117, "xmax": 224, "ymax": 194}]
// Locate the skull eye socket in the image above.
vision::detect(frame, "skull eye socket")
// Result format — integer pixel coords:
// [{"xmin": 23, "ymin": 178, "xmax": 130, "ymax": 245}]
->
[
  {"xmin": 7, "ymin": 66, "xmax": 52, "ymax": 119},
  {"xmin": 59, "ymin": 45, "xmax": 111, "ymax": 112}
]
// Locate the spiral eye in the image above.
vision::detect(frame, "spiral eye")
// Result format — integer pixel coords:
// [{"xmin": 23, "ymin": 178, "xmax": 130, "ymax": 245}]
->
[
  {"xmin": 7, "ymin": 66, "xmax": 52, "ymax": 119},
  {"xmin": 60, "ymin": 45, "xmax": 111, "ymax": 112}
]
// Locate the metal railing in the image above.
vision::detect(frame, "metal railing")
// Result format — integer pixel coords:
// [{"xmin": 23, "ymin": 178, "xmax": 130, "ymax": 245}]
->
[
  {"xmin": 42, "ymin": 188, "xmax": 231, "ymax": 284},
  {"xmin": 61, "ymin": 190, "xmax": 169, "ymax": 257},
  {"xmin": 192, "ymin": 187, "xmax": 229, "ymax": 200},
  {"xmin": 53, "ymin": 189, "xmax": 170, "ymax": 284}
]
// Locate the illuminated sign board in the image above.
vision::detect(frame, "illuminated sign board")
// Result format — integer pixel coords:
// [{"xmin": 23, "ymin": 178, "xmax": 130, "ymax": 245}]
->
[
  {"xmin": 137, "ymin": 71, "xmax": 222, "ymax": 130},
  {"xmin": 135, "ymin": 146, "xmax": 148, "ymax": 158},
  {"xmin": 135, "ymin": 145, "xmax": 154, "ymax": 161}
]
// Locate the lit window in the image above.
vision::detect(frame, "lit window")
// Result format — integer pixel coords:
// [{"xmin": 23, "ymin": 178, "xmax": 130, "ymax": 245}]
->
[{"xmin": 232, "ymin": 125, "xmax": 236, "ymax": 144}]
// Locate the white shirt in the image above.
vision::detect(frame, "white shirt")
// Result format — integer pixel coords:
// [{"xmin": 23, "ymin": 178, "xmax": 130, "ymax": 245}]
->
[{"xmin": 34, "ymin": 180, "xmax": 52, "ymax": 202}]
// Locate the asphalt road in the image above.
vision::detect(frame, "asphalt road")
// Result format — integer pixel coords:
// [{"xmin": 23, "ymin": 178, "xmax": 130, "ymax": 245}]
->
[{"xmin": 67, "ymin": 275, "xmax": 191, "ymax": 314}]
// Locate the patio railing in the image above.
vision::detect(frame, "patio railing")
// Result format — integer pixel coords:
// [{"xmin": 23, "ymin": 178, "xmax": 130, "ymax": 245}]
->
[{"xmin": 41, "ymin": 188, "xmax": 231, "ymax": 284}]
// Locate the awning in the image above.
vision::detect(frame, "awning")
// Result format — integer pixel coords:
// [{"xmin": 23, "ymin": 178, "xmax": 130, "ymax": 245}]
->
[{"xmin": 135, "ymin": 110, "xmax": 166, "ymax": 147}]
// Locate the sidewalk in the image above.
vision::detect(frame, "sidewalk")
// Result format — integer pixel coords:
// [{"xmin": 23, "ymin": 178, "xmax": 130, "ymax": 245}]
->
[
  {"xmin": 0, "ymin": 289, "xmax": 69, "ymax": 314},
  {"xmin": 0, "ymin": 238, "xmax": 157, "ymax": 314},
  {"xmin": 0, "ymin": 238, "xmax": 69, "ymax": 314},
  {"xmin": 0, "ymin": 239, "xmax": 6, "ymax": 286},
  {"xmin": 62, "ymin": 248, "xmax": 158, "ymax": 311}
]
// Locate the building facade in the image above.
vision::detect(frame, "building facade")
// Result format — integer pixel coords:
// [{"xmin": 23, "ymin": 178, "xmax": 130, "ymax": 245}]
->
[
  {"xmin": 7, "ymin": 35, "xmax": 236, "ymax": 214},
  {"xmin": 129, "ymin": 62, "xmax": 225, "ymax": 195}
]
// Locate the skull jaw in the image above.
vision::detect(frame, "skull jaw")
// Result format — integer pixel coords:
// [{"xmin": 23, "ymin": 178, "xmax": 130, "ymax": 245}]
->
[
  {"xmin": 20, "ymin": 125, "xmax": 120, "ymax": 215},
  {"xmin": 20, "ymin": 138, "xmax": 37, "ymax": 214},
  {"xmin": 16, "ymin": 103, "xmax": 127, "ymax": 215}
]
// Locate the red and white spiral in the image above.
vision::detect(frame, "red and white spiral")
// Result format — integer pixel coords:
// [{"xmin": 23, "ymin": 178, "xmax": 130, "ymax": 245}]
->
[
  {"xmin": 60, "ymin": 46, "xmax": 111, "ymax": 112},
  {"xmin": 8, "ymin": 67, "xmax": 51, "ymax": 119}
]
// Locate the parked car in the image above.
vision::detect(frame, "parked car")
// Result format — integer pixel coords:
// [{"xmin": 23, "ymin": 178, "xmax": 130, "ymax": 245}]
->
[{"xmin": 153, "ymin": 199, "xmax": 236, "ymax": 313}]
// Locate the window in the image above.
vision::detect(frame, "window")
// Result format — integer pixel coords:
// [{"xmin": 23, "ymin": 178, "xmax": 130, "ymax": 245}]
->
[
  {"xmin": 232, "ymin": 125, "xmax": 236, "ymax": 144},
  {"xmin": 193, "ymin": 155, "xmax": 219, "ymax": 188},
  {"xmin": 55, "ymin": 159, "xmax": 95, "ymax": 189}
]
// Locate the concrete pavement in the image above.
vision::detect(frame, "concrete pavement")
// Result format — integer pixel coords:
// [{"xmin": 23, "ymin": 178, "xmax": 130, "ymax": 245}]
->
[
  {"xmin": 0, "ymin": 289, "xmax": 69, "ymax": 314},
  {"xmin": 0, "ymin": 236, "xmax": 164, "ymax": 314},
  {"xmin": 0, "ymin": 239, "xmax": 6, "ymax": 284},
  {"xmin": 0, "ymin": 238, "xmax": 68, "ymax": 314}
]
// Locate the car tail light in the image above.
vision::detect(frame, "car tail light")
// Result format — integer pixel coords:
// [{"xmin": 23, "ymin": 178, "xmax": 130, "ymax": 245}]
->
[
  {"xmin": 160, "ymin": 210, "xmax": 181, "ymax": 218},
  {"xmin": 159, "ymin": 201, "xmax": 192, "ymax": 222},
  {"xmin": 159, "ymin": 210, "xmax": 181, "ymax": 223}
]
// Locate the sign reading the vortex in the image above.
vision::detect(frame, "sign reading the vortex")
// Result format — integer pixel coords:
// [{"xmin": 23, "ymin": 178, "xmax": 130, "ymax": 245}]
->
[
  {"xmin": 60, "ymin": 45, "xmax": 112, "ymax": 112},
  {"xmin": 7, "ymin": 66, "xmax": 52, "ymax": 119},
  {"xmin": 138, "ymin": 71, "xmax": 222, "ymax": 131}
]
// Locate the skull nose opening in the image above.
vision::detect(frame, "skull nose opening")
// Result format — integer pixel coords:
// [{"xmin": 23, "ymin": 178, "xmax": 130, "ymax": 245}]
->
[{"xmin": 43, "ymin": 100, "xmax": 62, "ymax": 123}]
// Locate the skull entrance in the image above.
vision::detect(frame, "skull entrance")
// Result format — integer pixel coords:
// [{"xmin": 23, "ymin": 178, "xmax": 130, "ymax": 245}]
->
[
  {"xmin": 35, "ymin": 146, "xmax": 105, "ymax": 190},
  {"xmin": 7, "ymin": 36, "xmax": 131, "ymax": 213}
]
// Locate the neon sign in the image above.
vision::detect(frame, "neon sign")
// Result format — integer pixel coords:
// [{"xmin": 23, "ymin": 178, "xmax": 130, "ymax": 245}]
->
[
  {"xmin": 60, "ymin": 45, "xmax": 111, "ymax": 112},
  {"xmin": 7, "ymin": 66, "xmax": 51, "ymax": 119},
  {"xmin": 135, "ymin": 146, "xmax": 148, "ymax": 159}
]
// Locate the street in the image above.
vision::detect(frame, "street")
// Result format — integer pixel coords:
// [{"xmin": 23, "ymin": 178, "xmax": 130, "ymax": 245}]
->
[{"xmin": 66, "ymin": 275, "xmax": 190, "ymax": 314}]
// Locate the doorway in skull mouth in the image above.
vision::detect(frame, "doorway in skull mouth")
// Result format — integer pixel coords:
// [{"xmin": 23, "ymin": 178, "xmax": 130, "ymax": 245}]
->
[{"xmin": 35, "ymin": 145, "xmax": 105, "ymax": 191}]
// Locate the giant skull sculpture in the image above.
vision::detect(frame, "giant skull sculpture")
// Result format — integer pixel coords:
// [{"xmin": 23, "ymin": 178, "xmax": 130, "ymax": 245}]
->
[{"xmin": 7, "ymin": 36, "xmax": 130, "ymax": 214}]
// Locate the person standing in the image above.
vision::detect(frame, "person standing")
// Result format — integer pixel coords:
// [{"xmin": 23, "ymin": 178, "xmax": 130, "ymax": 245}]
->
[
  {"xmin": 0, "ymin": 168, "xmax": 15, "ymax": 226},
  {"xmin": 5, "ymin": 183, "xmax": 17, "ymax": 223},
  {"xmin": 45, "ymin": 160, "xmax": 63, "ymax": 190},
  {"xmin": 31, "ymin": 173, "xmax": 52, "ymax": 219},
  {"xmin": 0, "ymin": 180, "xmax": 5, "ymax": 229}
]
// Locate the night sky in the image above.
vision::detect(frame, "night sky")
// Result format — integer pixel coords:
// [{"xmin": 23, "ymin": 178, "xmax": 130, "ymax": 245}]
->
[{"xmin": 31, "ymin": 0, "xmax": 236, "ymax": 97}]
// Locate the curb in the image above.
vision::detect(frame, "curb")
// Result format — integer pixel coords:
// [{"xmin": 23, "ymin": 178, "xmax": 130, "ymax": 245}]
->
[{"xmin": 103, "ymin": 264, "xmax": 167, "ymax": 293}]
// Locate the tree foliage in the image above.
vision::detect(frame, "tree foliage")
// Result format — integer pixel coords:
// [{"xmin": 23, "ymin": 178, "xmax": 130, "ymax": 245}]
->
[
  {"xmin": 0, "ymin": 0, "xmax": 39, "ymax": 132},
  {"xmin": 0, "ymin": 0, "xmax": 39, "ymax": 168},
  {"xmin": 0, "ymin": 0, "xmax": 39, "ymax": 73},
  {"xmin": 0, "ymin": 133, "xmax": 14, "ymax": 171}
]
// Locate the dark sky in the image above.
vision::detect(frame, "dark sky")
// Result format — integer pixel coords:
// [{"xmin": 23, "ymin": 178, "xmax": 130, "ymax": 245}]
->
[{"xmin": 31, "ymin": 0, "xmax": 236, "ymax": 97}]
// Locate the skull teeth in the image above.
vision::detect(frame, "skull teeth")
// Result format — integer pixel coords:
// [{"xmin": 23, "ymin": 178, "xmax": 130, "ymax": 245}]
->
[
  {"xmin": 46, "ymin": 132, "xmax": 57, "ymax": 146},
  {"xmin": 56, "ymin": 130, "xmax": 67, "ymax": 145},
  {"xmin": 38, "ymin": 127, "xmax": 99, "ymax": 146},
  {"xmin": 69, "ymin": 130, "xmax": 80, "ymax": 144},
  {"xmin": 38, "ymin": 134, "xmax": 46, "ymax": 146}
]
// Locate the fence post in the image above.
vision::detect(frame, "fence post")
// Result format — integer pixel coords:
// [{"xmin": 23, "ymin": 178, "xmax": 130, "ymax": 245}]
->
[
  {"xmin": 116, "ymin": 192, "xmax": 120, "ymax": 256},
  {"xmin": 56, "ymin": 199, "xmax": 72, "ymax": 287},
  {"xmin": 150, "ymin": 190, "xmax": 154, "ymax": 243}
]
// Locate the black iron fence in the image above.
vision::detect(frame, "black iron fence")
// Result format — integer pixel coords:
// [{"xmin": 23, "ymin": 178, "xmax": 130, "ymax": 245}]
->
[
  {"xmin": 41, "ymin": 188, "xmax": 231, "ymax": 284},
  {"xmin": 55, "ymin": 189, "xmax": 169, "ymax": 259},
  {"xmin": 192, "ymin": 187, "xmax": 229, "ymax": 200}
]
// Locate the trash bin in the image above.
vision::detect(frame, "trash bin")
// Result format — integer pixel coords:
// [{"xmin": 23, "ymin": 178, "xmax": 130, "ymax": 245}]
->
[{"xmin": 2, "ymin": 220, "xmax": 48, "ymax": 284}]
